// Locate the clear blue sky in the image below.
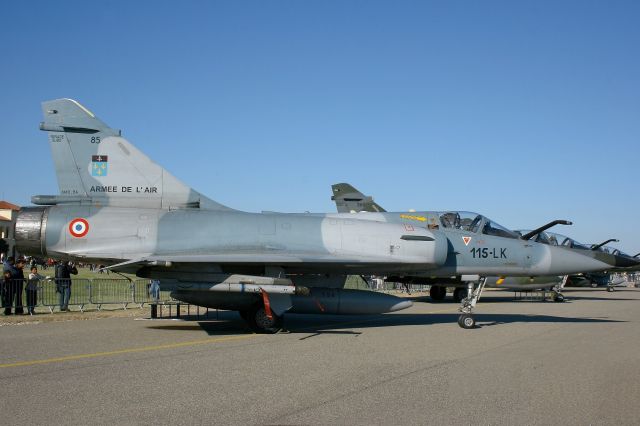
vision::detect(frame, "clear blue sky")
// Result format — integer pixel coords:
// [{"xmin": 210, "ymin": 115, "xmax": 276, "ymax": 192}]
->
[{"xmin": 1, "ymin": 1, "xmax": 639, "ymax": 252}]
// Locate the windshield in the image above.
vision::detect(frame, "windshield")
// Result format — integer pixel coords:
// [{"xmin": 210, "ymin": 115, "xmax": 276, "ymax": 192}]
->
[{"xmin": 481, "ymin": 219, "xmax": 520, "ymax": 239}]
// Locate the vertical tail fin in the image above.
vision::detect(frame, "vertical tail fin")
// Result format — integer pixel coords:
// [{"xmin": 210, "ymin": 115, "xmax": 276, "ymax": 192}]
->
[
  {"xmin": 331, "ymin": 183, "xmax": 386, "ymax": 213},
  {"xmin": 38, "ymin": 98, "xmax": 232, "ymax": 210}
]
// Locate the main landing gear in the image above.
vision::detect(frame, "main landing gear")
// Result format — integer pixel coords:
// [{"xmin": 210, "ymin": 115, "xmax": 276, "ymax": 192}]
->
[
  {"xmin": 240, "ymin": 289, "xmax": 285, "ymax": 334},
  {"xmin": 606, "ymin": 286, "xmax": 615, "ymax": 292},
  {"xmin": 457, "ymin": 277, "xmax": 487, "ymax": 329},
  {"xmin": 240, "ymin": 304, "xmax": 283, "ymax": 334}
]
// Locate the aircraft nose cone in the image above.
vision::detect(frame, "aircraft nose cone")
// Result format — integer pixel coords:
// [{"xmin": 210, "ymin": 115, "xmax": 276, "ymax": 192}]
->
[
  {"xmin": 591, "ymin": 251, "xmax": 640, "ymax": 268},
  {"xmin": 547, "ymin": 246, "xmax": 611, "ymax": 275},
  {"xmin": 613, "ymin": 255, "xmax": 640, "ymax": 268},
  {"xmin": 389, "ymin": 299, "xmax": 413, "ymax": 312}
]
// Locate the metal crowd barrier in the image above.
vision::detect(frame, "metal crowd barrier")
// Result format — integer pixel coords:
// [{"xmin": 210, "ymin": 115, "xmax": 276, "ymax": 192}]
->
[
  {"xmin": 40, "ymin": 278, "xmax": 92, "ymax": 312},
  {"xmin": 132, "ymin": 279, "xmax": 176, "ymax": 306},
  {"xmin": 1, "ymin": 278, "xmax": 176, "ymax": 313},
  {"xmin": 90, "ymin": 278, "xmax": 134, "ymax": 309}
]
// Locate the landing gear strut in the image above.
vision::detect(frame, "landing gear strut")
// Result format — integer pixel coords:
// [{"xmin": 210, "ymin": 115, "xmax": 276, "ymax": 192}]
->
[{"xmin": 458, "ymin": 277, "xmax": 487, "ymax": 329}]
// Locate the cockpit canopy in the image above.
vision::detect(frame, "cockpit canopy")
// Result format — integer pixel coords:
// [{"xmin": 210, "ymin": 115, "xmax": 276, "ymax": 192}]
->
[
  {"xmin": 438, "ymin": 211, "xmax": 519, "ymax": 239},
  {"xmin": 519, "ymin": 232, "xmax": 630, "ymax": 256},
  {"xmin": 545, "ymin": 232, "xmax": 591, "ymax": 250},
  {"xmin": 601, "ymin": 246, "xmax": 631, "ymax": 257}
]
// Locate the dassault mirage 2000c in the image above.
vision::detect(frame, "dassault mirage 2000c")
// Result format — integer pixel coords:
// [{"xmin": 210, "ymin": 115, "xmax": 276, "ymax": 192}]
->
[{"xmin": 14, "ymin": 99, "xmax": 612, "ymax": 332}]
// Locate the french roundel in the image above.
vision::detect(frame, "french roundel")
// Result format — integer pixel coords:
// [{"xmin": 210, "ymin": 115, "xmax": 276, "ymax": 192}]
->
[{"xmin": 69, "ymin": 218, "xmax": 90, "ymax": 238}]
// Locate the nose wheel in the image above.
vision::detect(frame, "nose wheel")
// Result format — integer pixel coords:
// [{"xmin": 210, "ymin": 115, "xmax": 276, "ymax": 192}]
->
[{"xmin": 458, "ymin": 313, "xmax": 475, "ymax": 329}]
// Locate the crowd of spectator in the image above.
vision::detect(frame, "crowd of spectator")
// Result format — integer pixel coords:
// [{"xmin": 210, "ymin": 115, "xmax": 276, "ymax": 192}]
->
[
  {"xmin": 2, "ymin": 256, "xmax": 78, "ymax": 315},
  {"xmin": 1, "ymin": 254, "xmax": 163, "ymax": 315}
]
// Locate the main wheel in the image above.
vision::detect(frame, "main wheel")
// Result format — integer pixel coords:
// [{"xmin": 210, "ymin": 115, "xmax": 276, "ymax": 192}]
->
[
  {"xmin": 553, "ymin": 294, "xmax": 565, "ymax": 302},
  {"xmin": 606, "ymin": 286, "xmax": 614, "ymax": 292},
  {"xmin": 430, "ymin": 285, "xmax": 447, "ymax": 302},
  {"xmin": 453, "ymin": 287, "xmax": 468, "ymax": 303},
  {"xmin": 591, "ymin": 282, "xmax": 598, "ymax": 288},
  {"xmin": 246, "ymin": 305, "xmax": 283, "ymax": 334},
  {"xmin": 458, "ymin": 314, "xmax": 475, "ymax": 329}
]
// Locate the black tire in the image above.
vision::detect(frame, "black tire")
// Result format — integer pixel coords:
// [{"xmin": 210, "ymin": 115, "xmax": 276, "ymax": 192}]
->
[
  {"xmin": 458, "ymin": 314, "xmax": 475, "ymax": 329},
  {"xmin": 430, "ymin": 285, "xmax": 447, "ymax": 302},
  {"xmin": 606, "ymin": 287, "xmax": 614, "ymax": 292},
  {"xmin": 553, "ymin": 294, "xmax": 565, "ymax": 303},
  {"xmin": 247, "ymin": 305, "xmax": 283, "ymax": 334},
  {"xmin": 591, "ymin": 282, "xmax": 598, "ymax": 288},
  {"xmin": 453, "ymin": 287, "xmax": 468, "ymax": 303}
]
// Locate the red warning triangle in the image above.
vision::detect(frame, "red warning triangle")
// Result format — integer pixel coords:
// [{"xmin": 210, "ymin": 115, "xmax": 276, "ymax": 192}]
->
[{"xmin": 462, "ymin": 236, "xmax": 472, "ymax": 246}]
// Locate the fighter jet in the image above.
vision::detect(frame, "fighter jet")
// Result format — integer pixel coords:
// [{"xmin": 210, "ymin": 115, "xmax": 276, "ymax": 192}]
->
[
  {"xmin": 537, "ymin": 233, "xmax": 640, "ymax": 291},
  {"xmin": 13, "ymin": 99, "xmax": 612, "ymax": 332},
  {"xmin": 328, "ymin": 183, "xmax": 632, "ymax": 308}
]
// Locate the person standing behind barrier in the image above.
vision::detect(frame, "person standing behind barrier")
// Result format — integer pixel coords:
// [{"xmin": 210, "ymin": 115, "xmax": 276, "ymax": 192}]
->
[
  {"xmin": 13, "ymin": 258, "xmax": 26, "ymax": 315},
  {"xmin": 149, "ymin": 279, "xmax": 160, "ymax": 301},
  {"xmin": 3, "ymin": 257, "xmax": 20, "ymax": 315},
  {"xmin": 55, "ymin": 260, "xmax": 78, "ymax": 311},
  {"xmin": 27, "ymin": 266, "xmax": 44, "ymax": 315},
  {"xmin": 2, "ymin": 270, "xmax": 11, "ymax": 315}
]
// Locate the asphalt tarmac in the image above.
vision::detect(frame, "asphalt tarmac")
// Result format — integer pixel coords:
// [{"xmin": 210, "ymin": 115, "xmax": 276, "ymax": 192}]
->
[{"xmin": 1, "ymin": 288, "xmax": 639, "ymax": 425}]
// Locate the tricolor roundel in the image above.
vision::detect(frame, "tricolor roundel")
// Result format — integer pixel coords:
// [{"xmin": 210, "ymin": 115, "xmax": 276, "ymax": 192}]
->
[{"xmin": 69, "ymin": 218, "xmax": 90, "ymax": 238}]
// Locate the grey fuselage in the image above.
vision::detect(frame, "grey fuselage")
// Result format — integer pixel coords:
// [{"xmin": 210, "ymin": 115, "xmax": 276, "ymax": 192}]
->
[
  {"xmin": 17, "ymin": 205, "xmax": 448, "ymax": 277},
  {"xmin": 16, "ymin": 206, "xmax": 611, "ymax": 282}
]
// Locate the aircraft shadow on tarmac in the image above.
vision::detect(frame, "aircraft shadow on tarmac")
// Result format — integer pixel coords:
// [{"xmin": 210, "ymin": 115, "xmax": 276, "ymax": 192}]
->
[
  {"xmin": 412, "ymin": 293, "xmax": 639, "ymax": 304},
  {"xmin": 144, "ymin": 311, "xmax": 626, "ymax": 336},
  {"xmin": 558, "ymin": 296, "xmax": 636, "ymax": 302},
  {"xmin": 283, "ymin": 313, "xmax": 626, "ymax": 333}
]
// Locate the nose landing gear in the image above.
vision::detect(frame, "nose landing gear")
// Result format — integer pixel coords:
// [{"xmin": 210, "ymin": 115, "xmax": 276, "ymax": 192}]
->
[{"xmin": 457, "ymin": 277, "xmax": 487, "ymax": 329}]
